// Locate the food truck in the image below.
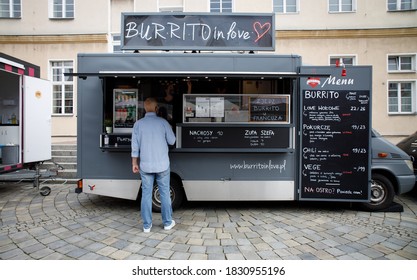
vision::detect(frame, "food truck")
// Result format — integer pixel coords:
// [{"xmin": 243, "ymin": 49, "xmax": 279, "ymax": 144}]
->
[
  {"xmin": 73, "ymin": 13, "xmax": 415, "ymax": 211},
  {"xmin": 0, "ymin": 53, "xmax": 53, "ymax": 195}
]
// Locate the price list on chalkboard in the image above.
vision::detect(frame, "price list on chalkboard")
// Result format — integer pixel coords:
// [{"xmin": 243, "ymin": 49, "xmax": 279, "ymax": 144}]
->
[
  {"xmin": 181, "ymin": 126, "xmax": 290, "ymax": 149},
  {"xmin": 300, "ymin": 90, "xmax": 370, "ymax": 200}
]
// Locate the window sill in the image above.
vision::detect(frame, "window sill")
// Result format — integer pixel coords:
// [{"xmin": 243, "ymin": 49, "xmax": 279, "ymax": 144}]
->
[
  {"xmin": 274, "ymin": 12, "xmax": 300, "ymax": 15},
  {"xmin": 52, "ymin": 114, "xmax": 74, "ymax": 117},
  {"xmin": 388, "ymin": 70, "xmax": 416, "ymax": 74},
  {"xmin": 328, "ymin": 11, "xmax": 356, "ymax": 14},
  {"xmin": 387, "ymin": 9, "xmax": 417, "ymax": 12},
  {"xmin": 49, "ymin": 17, "xmax": 74, "ymax": 20},
  {"xmin": 388, "ymin": 112, "xmax": 416, "ymax": 116}
]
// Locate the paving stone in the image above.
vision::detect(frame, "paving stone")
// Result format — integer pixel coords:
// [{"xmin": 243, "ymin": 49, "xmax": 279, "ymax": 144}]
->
[
  {"xmin": 187, "ymin": 238, "xmax": 204, "ymax": 246},
  {"xmin": 188, "ymin": 245, "xmax": 206, "ymax": 254},
  {"xmin": 311, "ymin": 249, "xmax": 336, "ymax": 259},
  {"xmin": 208, "ymin": 253, "xmax": 226, "ymax": 260},
  {"xmin": 206, "ymin": 245, "xmax": 223, "ymax": 254},
  {"xmin": 225, "ymin": 252, "xmax": 246, "ymax": 260},
  {"xmin": 78, "ymin": 252, "xmax": 106, "ymax": 260},
  {"xmin": 0, "ymin": 183, "xmax": 416, "ymax": 261},
  {"xmin": 109, "ymin": 249, "xmax": 132, "ymax": 260},
  {"xmin": 258, "ymin": 250, "xmax": 280, "ymax": 259},
  {"xmin": 66, "ymin": 247, "xmax": 88, "ymax": 259},
  {"xmin": 189, "ymin": 253, "xmax": 207, "ymax": 260},
  {"xmin": 220, "ymin": 238, "xmax": 237, "ymax": 246},
  {"xmin": 240, "ymin": 251, "xmax": 261, "ymax": 260},
  {"xmin": 348, "ymin": 252, "xmax": 372, "ymax": 260},
  {"xmin": 0, "ymin": 248, "xmax": 25, "ymax": 259},
  {"xmin": 170, "ymin": 251, "xmax": 191, "ymax": 260},
  {"xmin": 85, "ymin": 242, "xmax": 107, "ymax": 252},
  {"xmin": 325, "ymin": 247, "xmax": 345, "ymax": 257},
  {"xmin": 96, "ymin": 246, "xmax": 119, "ymax": 257},
  {"xmin": 200, "ymin": 238, "xmax": 218, "ymax": 246}
]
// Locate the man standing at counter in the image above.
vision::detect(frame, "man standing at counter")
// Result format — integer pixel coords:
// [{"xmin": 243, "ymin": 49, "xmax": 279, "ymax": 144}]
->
[{"xmin": 131, "ymin": 97, "xmax": 176, "ymax": 233}]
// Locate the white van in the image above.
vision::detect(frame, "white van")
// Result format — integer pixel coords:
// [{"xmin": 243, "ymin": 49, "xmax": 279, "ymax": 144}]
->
[{"xmin": 367, "ymin": 130, "xmax": 415, "ymax": 211}]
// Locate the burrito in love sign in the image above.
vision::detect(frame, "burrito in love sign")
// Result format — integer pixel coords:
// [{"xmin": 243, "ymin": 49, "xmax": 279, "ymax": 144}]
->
[{"xmin": 121, "ymin": 13, "xmax": 275, "ymax": 51}]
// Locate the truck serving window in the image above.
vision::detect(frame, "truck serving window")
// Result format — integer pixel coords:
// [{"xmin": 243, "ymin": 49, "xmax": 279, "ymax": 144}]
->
[{"xmin": 183, "ymin": 94, "xmax": 290, "ymax": 124}]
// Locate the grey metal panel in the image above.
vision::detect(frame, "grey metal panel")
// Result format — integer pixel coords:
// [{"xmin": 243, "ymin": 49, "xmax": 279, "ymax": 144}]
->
[
  {"xmin": 77, "ymin": 52, "xmax": 301, "ymax": 74},
  {"xmin": 170, "ymin": 152, "xmax": 294, "ymax": 181}
]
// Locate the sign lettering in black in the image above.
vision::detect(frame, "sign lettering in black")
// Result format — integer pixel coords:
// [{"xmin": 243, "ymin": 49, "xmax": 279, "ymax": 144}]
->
[
  {"xmin": 181, "ymin": 126, "xmax": 289, "ymax": 149},
  {"xmin": 121, "ymin": 13, "xmax": 274, "ymax": 51}
]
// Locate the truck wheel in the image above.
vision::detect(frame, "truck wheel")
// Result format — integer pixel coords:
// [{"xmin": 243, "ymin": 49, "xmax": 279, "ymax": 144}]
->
[
  {"xmin": 360, "ymin": 173, "xmax": 395, "ymax": 211},
  {"xmin": 40, "ymin": 186, "xmax": 51, "ymax": 196},
  {"xmin": 151, "ymin": 178, "xmax": 184, "ymax": 212}
]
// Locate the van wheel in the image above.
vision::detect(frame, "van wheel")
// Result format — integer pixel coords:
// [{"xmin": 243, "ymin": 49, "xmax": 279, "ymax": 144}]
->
[
  {"xmin": 360, "ymin": 173, "xmax": 395, "ymax": 211},
  {"xmin": 151, "ymin": 177, "xmax": 184, "ymax": 212}
]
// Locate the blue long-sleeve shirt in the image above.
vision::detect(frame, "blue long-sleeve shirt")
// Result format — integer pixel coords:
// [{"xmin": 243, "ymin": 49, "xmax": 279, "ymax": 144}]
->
[{"xmin": 131, "ymin": 112, "xmax": 176, "ymax": 173}]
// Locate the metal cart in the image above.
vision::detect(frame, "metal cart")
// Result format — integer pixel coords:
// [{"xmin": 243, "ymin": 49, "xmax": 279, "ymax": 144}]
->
[{"xmin": 0, "ymin": 161, "xmax": 63, "ymax": 196}]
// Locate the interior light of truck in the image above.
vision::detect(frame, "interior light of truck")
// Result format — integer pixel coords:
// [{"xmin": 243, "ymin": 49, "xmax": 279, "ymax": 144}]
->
[{"xmin": 378, "ymin": 152, "xmax": 388, "ymax": 158}]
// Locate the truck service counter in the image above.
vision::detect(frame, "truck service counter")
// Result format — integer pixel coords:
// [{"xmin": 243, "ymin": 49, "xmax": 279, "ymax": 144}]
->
[{"xmin": 100, "ymin": 93, "xmax": 293, "ymax": 153}]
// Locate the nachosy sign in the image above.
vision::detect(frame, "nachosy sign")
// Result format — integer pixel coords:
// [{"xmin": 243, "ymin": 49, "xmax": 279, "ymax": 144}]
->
[{"xmin": 121, "ymin": 13, "xmax": 274, "ymax": 51}]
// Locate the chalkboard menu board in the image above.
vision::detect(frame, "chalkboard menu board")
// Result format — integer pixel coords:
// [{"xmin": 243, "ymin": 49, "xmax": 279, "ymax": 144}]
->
[
  {"xmin": 249, "ymin": 96, "xmax": 289, "ymax": 123},
  {"xmin": 299, "ymin": 66, "xmax": 372, "ymax": 201},
  {"xmin": 121, "ymin": 13, "xmax": 274, "ymax": 51},
  {"xmin": 181, "ymin": 126, "xmax": 290, "ymax": 149}
]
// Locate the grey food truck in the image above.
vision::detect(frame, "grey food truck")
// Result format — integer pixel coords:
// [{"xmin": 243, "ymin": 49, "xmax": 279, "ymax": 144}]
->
[{"xmin": 73, "ymin": 13, "xmax": 415, "ymax": 212}]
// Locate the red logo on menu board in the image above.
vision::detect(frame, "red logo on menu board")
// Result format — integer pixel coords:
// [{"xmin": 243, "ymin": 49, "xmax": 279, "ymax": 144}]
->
[{"xmin": 306, "ymin": 77, "xmax": 320, "ymax": 88}]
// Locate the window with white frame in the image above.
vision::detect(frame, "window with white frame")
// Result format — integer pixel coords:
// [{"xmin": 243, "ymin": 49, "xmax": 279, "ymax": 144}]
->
[
  {"xmin": 159, "ymin": 0, "xmax": 183, "ymax": 12},
  {"xmin": 111, "ymin": 34, "xmax": 122, "ymax": 53},
  {"xmin": 329, "ymin": 56, "xmax": 356, "ymax": 66},
  {"xmin": 49, "ymin": 0, "xmax": 74, "ymax": 19},
  {"xmin": 387, "ymin": 0, "xmax": 417, "ymax": 11},
  {"xmin": 0, "ymin": 0, "xmax": 21, "ymax": 18},
  {"xmin": 388, "ymin": 81, "xmax": 415, "ymax": 114},
  {"xmin": 273, "ymin": 0, "xmax": 298, "ymax": 13},
  {"xmin": 210, "ymin": 0, "xmax": 232, "ymax": 12},
  {"xmin": 329, "ymin": 0, "xmax": 355, "ymax": 12},
  {"xmin": 51, "ymin": 61, "xmax": 74, "ymax": 114},
  {"xmin": 388, "ymin": 55, "xmax": 415, "ymax": 72}
]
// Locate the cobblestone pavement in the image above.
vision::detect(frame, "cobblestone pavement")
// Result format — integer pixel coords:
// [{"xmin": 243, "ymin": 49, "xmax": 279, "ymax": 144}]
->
[{"xmin": 0, "ymin": 182, "xmax": 416, "ymax": 260}]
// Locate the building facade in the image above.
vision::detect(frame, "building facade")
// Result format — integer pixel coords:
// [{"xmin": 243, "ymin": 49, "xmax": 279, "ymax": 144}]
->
[{"xmin": 0, "ymin": 0, "xmax": 416, "ymax": 143}]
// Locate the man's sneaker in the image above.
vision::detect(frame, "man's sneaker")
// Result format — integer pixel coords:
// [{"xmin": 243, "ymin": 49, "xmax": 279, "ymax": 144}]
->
[
  {"xmin": 164, "ymin": 220, "xmax": 175, "ymax": 230},
  {"xmin": 143, "ymin": 225, "xmax": 152, "ymax": 233}
]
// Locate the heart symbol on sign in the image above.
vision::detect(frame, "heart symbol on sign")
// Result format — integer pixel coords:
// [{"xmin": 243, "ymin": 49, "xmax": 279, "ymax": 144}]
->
[
  {"xmin": 306, "ymin": 77, "xmax": 321, "ymax": 88},
  {"xmin": 253, "ymin": 21, "xmax": 271, "ymax": 43}
]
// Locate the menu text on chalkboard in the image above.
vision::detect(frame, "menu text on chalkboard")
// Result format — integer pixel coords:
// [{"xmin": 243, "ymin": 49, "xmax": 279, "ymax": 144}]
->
[
  {"xmin": 249, "ymin": 96, "xmax": 290, "ymax": 123},
  {"xmin": 300, "ymin": 89, "xmax": 370, "ymax": 201},
  {"xmin": 181, "ymin": 126, "xmax": 290, "ymax": 149}
]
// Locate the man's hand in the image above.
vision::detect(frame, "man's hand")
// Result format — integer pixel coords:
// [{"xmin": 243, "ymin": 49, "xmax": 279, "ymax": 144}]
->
[
  {"xmin": 132, "ymin": 157, "xmax": 139, "ymax": 173},
  {"xmin": 132, "ymin": 164, "xmax": 139, "ymax": 173}
]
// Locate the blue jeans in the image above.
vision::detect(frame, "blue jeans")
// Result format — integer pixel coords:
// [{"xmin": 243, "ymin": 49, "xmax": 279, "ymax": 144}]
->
[{"xmin": 140, "ymin": 168, "xmax": 172, "ymax": 229}]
